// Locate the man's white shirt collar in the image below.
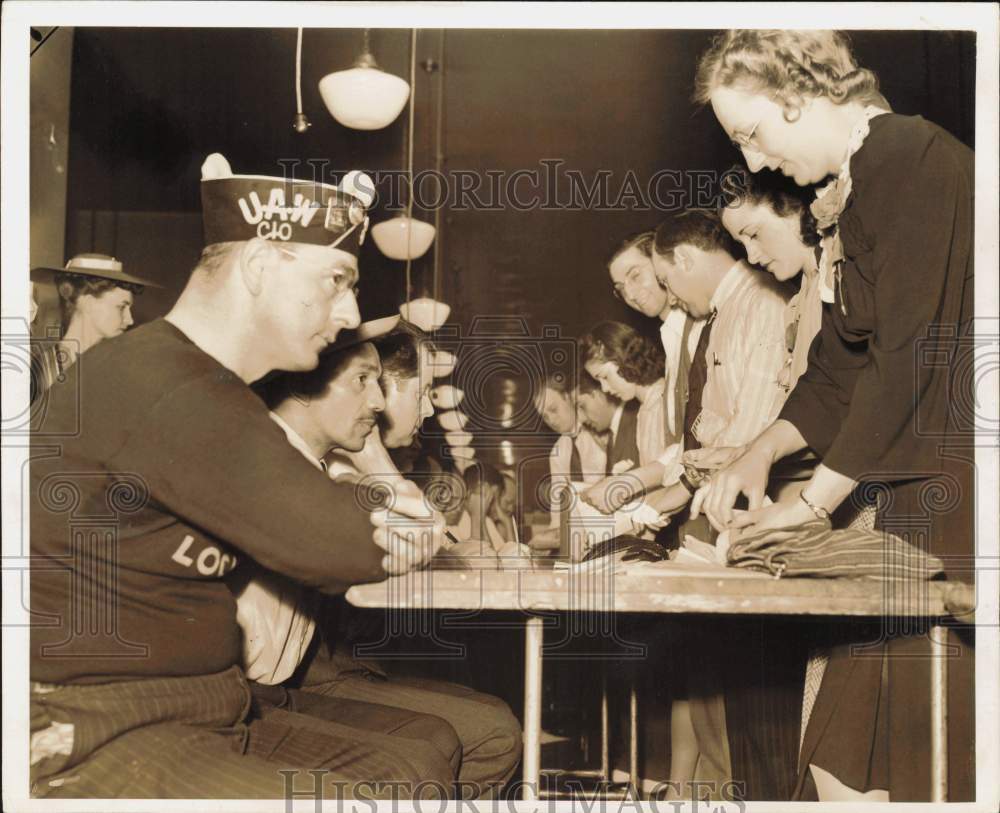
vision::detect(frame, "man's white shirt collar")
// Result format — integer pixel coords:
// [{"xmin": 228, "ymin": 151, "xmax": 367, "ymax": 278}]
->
[{"xmin": 609, "ymin": 401, "xmax": 625, "ymax": 439}]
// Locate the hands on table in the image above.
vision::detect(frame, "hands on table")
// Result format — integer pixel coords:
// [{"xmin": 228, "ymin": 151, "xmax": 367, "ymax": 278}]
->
[
  {"xmin": 527, "ymin": 526, "xmax": 561, "ymax": 551},
  {"xmin": 724, "ymin": 495, "xmax": 816, "ymax": 539},
  {"xmin": 690, "ymin": 445, "xmax": 774, "ymax": 531},
  {"xmin": 581, "ymin": 474, "xmax": 641, "ymax": 514},
  {"xmin": 638, "ymin": 483, "xmax": 693, "ymax": 532},
  {"xmin": 367, "ymin": 490, "xmax": 447, "ymax": 575}
]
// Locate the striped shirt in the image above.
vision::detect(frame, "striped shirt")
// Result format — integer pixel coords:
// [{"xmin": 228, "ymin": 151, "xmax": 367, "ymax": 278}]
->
[
  {"xmin": 662, "ymin": 261, "xmax": 791, "ymax": 485},
  {"xmin": 691, "ymin": 261, "xmax": 790, "ymax": 449}
]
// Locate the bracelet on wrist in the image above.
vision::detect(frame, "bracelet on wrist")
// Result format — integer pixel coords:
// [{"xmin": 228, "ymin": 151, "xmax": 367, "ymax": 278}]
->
[{"xmin": 799, "ymin": 490, "xmax": 831, "ymax": 521}]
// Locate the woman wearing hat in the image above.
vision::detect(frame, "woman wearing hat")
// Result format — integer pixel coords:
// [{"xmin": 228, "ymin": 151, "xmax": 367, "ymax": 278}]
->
[{"xmin": 31, "ymin": 253, "xmax": 158, "ymax": 402}]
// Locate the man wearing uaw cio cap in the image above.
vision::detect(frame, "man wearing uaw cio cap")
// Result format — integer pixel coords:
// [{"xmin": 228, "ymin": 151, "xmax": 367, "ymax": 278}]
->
[{"xmin": 29, "ymin": 154, "xmax": 455, "ymax": 799}]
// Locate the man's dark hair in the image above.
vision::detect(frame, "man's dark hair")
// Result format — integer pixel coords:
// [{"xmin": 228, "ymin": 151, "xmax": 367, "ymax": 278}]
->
[
  {"xmin": 373, "ymin": 319, "xmax": 437, "ymax": 381},
  {"xmin": 463, "ymin": 461, "xmax": 505, "ymax": 493},
  {"xmin": 260, "ymin": 342, "xmax": 375, "ymax": 408},
  {"xmin": 653, "ymin": 209, "xmax": 739, "ymax": 262},
  {"xmin": 606, "ymin": 230, "xmax": 655, "ymax": 267},
  {"xmin": 372, "ymin": 331, "xmax": 420, "ymax": 381}
]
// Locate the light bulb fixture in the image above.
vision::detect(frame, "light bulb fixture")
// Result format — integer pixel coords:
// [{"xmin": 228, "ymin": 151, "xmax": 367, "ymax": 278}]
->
[
  {"xmin": 430, "ymin": 350, "xmax": 456, "ymax": 378},
  {"xmin": 445, "ymin": 430, "xmax": 473, "ymax": 447},
  {"xmin": 430, "ymin": 385, "xmax": 464, "ymax": 410},
  {"xmin": 292, "ymin": 29, "xmax": 311, "ymax": 133},
  {"xmin": 371, "ymin": 28, "xmax": 435, "ymax": 275},
  {"xmin": 400, "ymin": 296, "xmax": 451, "ymax": 331},
  {"xmin": 372, "ymin": 216, "xmax": 436, "ymax": 260},
  {"xmin": 437, "ymin": 410, "xmax": 468, "ymax": 432},
  {"xmin": 318, "ymin": 29, "xmax": 410, "ymax": 130}
]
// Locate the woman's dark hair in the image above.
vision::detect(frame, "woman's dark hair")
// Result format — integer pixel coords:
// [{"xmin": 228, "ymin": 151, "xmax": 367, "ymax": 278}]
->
[
  {"xmin": 606, "ymin": 230, "xmax": 655, "ymax": 267},
  {"xmin": 55, "ymin": 272, "xmax": 144, "ymax": 331},
  {"xmin": 580, "ymin": 321, "xmax": 663, "ymax": 387},
  {"xmin": 721, "ymin": 165, "xmax": 822, "ymax": 246}
]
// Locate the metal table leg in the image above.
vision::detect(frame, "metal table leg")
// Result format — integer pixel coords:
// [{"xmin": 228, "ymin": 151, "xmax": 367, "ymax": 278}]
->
[
  {"xmin": 629, "ymin": 679, "xmax": 639, "ymax": 794},
  {"xmin": 930, "ymin": 623, "xmax": 949, "ymax": 803},
  {"xmin": 600, "ymin": 667, "xmax": 610, "ymax": 783},
  {"xmin": 523, "ymin": 616, "xmax": 544, "ymax": 801}
]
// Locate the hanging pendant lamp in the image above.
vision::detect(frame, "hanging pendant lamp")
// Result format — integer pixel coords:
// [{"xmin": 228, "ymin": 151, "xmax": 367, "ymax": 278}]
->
[
  {"xmin": 372, "ymin": 28, "xmax": 435, "ymax": 265},
  {"xmin": 318, "ymin": 29, "xmax": 410, "ymax": 131},
  {"xmin": 372, "ymin": 217, "xmax": 436, "ymax": 260}
]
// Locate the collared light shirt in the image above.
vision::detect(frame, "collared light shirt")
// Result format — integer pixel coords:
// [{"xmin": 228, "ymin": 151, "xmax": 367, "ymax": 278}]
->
[
  {"xmin": 547, "ymin": 428, "xmax": 607, "ymax": 527},
  {"xmin": 636, "ymin": 378, "xmax": 668, "ymax": 467},
  {"xmin": 663, "ymin": 261, "xmax": 791, "ymax": 485},
  {"xmin": 233, "ymin": 412, "xmax": 321, "ymax": 685},
  {"xmin": 693, "ymin": 260, "xmax": 790, "ymax": 449},
  {"xmin": 656, "ymin": 309, "xmax": 707, "ymax": 481},
  {"xmin": 659, "ymin": 308, "xmax": 706, "ymax": 440}
]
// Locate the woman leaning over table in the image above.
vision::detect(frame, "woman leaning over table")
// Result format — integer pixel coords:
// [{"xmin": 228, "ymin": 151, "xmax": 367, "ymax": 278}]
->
[{"xmin": 693, "ymin": 29, "xmax": 974, "ymax": 801}]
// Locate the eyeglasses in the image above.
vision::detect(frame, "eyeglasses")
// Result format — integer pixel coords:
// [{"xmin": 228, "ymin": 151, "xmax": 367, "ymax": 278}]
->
[
  {"xmin": 275, "ymin": 245, "xmax": 360, "ymax": 299},
  {"xmin": 731, "ymin": 121, "xmax": 760, "ymax": 150}
]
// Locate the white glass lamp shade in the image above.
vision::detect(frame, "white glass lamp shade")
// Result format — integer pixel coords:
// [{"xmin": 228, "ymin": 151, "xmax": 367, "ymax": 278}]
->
[
  {"xmin": 400, "ymin": 297, "xmax": 451, "ymax": 331},
  {"xmin": 445, "ymin": 430, "xmax": 473, "ymax": 447},
  {"xmin": 430, "ymin": 385, "xmax": 464, "ymax": 410},
  {"xmin": 437, "ymin": 410, "xmax": 468, "ymax": 432},
  {"xmin": 371, "ymin": 216, "xmax": 436, "ymax": 260},
  {"xmin": 318, "ymin": 66, "xmax": 410, "ymax": 130},
  {"xmin": 430, "ymin": 350, "xmax": 456, "ymax": 378}
]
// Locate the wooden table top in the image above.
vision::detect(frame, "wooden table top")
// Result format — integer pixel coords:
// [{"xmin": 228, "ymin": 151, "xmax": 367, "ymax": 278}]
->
[{"xmin": 346, "ymin": 558, "xmax": 975, "ymax": 618}]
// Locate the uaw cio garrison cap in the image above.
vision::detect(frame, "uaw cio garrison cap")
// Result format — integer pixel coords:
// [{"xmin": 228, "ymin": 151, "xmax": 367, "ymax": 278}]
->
[{"xmin": 199, "ymin": 152, "xmax": 376, "ymax": 257}]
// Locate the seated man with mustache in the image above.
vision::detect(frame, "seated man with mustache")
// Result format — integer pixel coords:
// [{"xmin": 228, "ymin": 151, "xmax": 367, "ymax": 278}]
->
[{"xmin": 235, "ymin": 325, "xmax": 522, "ymax": 800}]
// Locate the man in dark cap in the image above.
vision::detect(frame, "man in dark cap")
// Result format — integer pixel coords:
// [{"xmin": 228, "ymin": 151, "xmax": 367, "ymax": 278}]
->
[{"xmin": 29, "ymin": 154, "xmax": 451, "ymax": 799}]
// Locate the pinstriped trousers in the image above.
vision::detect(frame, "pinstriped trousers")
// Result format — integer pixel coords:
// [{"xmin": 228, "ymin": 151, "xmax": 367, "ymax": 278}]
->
[
  {"xmin": 30, "ymin": 665, "xmax": 455, "ymax": 799},
  {"xmin": 294, "ymin": 647, "xmax": 522, "ymax": 798}
]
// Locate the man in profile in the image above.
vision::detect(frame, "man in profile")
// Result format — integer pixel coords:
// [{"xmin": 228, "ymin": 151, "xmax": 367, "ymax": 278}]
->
[
  {"xmin": 576, "ymin": 371, "xmax": 637, "ymax": 476},
  {"xmin": 247, "ymin": 330, "xmax": 521, "ymax": 799},
  {"xmin": 30, "ymin": 154, "xmax": 450, "ymax": 799}
]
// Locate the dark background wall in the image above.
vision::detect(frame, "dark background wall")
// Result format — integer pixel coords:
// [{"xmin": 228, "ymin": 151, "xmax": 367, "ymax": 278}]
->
[{"xmin": 57, "ymin": 28, "xmax": 975, "ymax": 343}]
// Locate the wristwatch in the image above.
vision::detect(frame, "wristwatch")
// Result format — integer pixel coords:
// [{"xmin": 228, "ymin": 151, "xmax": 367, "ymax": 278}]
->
[{"xmin": 678, "ymin": 471, "xmax": 698, "ymax": 495}]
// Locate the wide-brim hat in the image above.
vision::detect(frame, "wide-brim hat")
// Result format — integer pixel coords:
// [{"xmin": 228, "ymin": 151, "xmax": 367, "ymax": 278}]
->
[
  {"xmin": 200, "ymin": 152, "xmax": 375, "ymax": 258},
  {"xmin": 31, "ymin": 254, "xmax": 161, "ymax": 288}
]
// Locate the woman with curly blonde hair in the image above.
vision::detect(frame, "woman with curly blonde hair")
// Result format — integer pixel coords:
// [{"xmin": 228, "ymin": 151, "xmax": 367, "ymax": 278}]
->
[{"xmin": 694, "ymin": 29, "xmax": 974, "ymax": 802}]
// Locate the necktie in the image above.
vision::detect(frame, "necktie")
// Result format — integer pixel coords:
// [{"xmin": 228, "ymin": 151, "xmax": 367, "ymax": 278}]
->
[
  {"xmin": 670, "ymin": 316, "xmax": 698, "ymax": 447},
  {"xmin": 682, "ymin": 312, "xmax": 715, "ymax": 451},
  {"xmin": 569, "ymin": 438, "xmax": 583, "ymax": 480}
]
